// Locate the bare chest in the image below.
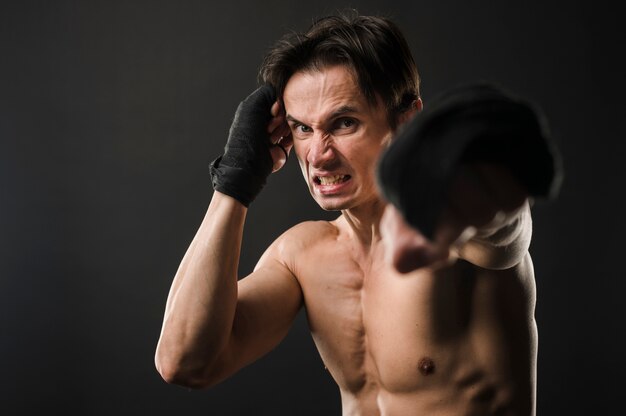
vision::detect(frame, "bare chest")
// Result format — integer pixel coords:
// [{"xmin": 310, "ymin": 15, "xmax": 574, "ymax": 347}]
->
[
  {"xmin": 296, "ymin": 247, "xmax": 483, "ymax": 393},
  {"xmin": 290, "ymin": 229, "xmax": 536, "ymax": 413}
]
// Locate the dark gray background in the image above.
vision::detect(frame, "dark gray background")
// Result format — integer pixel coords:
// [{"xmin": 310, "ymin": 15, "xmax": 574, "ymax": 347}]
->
[{"xmin": 1, "ymin": 0, "xmax": 623, "ymax": 414}]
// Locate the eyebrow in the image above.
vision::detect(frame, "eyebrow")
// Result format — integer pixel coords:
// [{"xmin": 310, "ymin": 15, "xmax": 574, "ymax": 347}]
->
[{"xmin": 286, "ymin": 105, "xmax": 360, "ymax": 125}]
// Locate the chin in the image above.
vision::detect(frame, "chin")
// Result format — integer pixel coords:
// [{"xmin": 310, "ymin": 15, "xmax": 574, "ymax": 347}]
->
[
  {"xmin": 312, "ymin": 195, "xmax": 353, "ymax": 212},
  {"xmin": 315, "ymin": 200, "xmax": 347, "ymax": 212}
]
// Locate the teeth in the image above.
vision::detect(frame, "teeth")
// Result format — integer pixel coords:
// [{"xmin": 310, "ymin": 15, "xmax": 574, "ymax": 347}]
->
[{"xmin": 318, "ymin": 175, "xmax": 346, "ymax": 185}]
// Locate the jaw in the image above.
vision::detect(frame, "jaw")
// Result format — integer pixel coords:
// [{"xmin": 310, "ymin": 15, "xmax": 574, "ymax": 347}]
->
[
  {"xmin": 308, "ymin": 186, "xmax": 353, "ymax": 211},
  {"xmin": 296, "ymin": 156, "xmax": 349, "ymax": 210},
  {"xmin": 309, "ymin": 180, "xmax": 384, "ymax": 214}
]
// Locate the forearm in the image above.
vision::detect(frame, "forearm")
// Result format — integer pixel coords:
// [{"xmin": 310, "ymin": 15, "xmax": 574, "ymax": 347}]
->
[
  {"xmin": 457, "ymin": 200, "xmax": 532, "ymax": 270},
  {"xmin": 155, "ymin": 191, "xmax": 246, "ymax": 385}
]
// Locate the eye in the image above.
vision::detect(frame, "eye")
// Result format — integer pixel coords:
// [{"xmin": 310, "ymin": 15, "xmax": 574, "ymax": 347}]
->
[
  {"xmin": 297, "ymin": 124, "xmax": 313, "ymax": 133},
  {"xmin": 289, "ymin": 122, "xmax": 313, "ymax": 139},
  {"xmin": 333, "ymin": 117, "xmax": 358, "ymax": 133}
]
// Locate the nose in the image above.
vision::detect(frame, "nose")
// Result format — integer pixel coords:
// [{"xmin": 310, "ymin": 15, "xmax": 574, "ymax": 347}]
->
[{"xmin": 307, "ymin": 133, "xmax": 335, "ymax": 169}]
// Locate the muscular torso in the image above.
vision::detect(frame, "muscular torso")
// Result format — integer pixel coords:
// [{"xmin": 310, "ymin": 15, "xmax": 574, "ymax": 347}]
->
[{"xmin": 285, "ymin": 218, "xmax": 537, "ymax": 416}]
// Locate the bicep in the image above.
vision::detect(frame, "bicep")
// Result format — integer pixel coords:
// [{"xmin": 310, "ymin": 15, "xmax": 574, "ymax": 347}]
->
[
  {"xmin": 212, "ymin": 253, "xmax": 303, "ymax": 381},
  {"xmin": 236, "ymin": 261, "xmax": 303, "ymax": 352}
]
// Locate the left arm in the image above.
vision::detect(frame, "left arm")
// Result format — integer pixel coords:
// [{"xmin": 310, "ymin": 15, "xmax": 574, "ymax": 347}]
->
[
  {"xmin": 427, "ymin": 161, "xmax": 534, "ymax": 270},
  {"xmin": 444, "ymin": 162, "xmax": 534, "ymax": 270},
  {"xmin": 377, "ymin": 82, "xmax": 561, "ymax": 274},
  {"xmin": 456, "ymin": 199, "xmax": 532, "ymax": 270},
  {"xmin": 379, "ymin": 163, "xmax": 534, "ymax": 273}
]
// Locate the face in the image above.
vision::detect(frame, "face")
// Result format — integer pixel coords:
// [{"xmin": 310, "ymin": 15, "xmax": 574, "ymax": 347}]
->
[{"xmin": 282, "ymin": 65, "xmax": 394, "ymax": 211}]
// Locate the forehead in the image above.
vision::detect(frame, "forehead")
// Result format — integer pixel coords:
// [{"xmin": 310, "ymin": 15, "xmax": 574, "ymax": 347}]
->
[{"xmin": 283, "ymin": 65, "xmax": 371, "ymax": 120}]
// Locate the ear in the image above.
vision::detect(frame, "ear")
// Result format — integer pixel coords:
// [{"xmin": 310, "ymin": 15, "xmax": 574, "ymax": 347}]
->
[{"xmin": 396, "ymin": 97, "xmax": 423, "ymax": 127}]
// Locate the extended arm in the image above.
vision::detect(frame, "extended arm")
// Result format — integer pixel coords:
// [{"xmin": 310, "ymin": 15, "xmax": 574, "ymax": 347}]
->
[
  {"xmin": 457, "ymin": 198, "xmax": 532, "ymax": 270},
  {"xmin": 378, "ymin": 82, "xmax": 560, "ymax": 273},
  {"xmin": 442, "ymin": 162, "xmax": 534, "ymax": 270}
]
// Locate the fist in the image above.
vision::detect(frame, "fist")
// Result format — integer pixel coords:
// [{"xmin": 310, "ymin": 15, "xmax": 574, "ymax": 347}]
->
[{"xmin": 381, "ymin": 162, "xmax": 529, "ymax": 273}]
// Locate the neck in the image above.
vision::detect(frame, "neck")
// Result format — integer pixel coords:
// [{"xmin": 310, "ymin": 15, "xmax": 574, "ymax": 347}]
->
[{"xmin": 340, "ymin": 197, "xmax": 386, "ymax": 247}]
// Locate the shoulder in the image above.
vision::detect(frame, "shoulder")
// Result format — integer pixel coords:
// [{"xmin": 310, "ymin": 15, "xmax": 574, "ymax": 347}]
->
[
  {"xmin": 274, "ymin": 219, "xmax": 340, "ymax": 253},
  {"xmin": 256, "ymin": 219, "xmax": 340, "ymax": 272}
]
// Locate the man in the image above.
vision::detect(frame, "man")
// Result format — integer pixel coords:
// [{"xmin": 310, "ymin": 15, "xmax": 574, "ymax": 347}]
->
[{"xmin": 155, "ymin": 13, "xmax": 559, "ymax": 415}]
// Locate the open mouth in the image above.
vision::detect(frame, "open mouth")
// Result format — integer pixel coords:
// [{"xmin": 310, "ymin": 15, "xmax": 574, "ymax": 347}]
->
[{"xmin": 315, "ymin": 174, "xmax": 351, "ymax": 185}]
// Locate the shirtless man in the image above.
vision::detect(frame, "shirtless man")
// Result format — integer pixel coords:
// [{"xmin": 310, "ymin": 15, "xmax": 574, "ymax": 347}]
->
[{"xmin": 155, "ymin": 14, "xmax": 559, "ymax": 415}]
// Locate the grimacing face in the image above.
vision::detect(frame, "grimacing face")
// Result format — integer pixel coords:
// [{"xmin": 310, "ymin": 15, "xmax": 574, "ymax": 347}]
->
[{"xmin": 282, "ymin": 65, "xmax": 395, "ymax": 212}]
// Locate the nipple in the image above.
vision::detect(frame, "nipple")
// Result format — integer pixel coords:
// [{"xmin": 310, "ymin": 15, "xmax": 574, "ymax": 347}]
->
[{"xmin": 418, "ymin": 357, "xmax": 435, "ymax": 376}]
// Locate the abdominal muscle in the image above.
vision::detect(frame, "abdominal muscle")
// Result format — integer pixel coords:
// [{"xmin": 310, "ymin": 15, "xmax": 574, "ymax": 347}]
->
[{"xmin": 293, "ymin": 223, "xmax": 537, "ymax": 416}]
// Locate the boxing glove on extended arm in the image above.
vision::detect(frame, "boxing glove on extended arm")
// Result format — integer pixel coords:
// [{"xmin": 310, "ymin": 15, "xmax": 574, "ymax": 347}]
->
[
  {"xmin": 376, "ymin": 82, "xmax": 563, "ymax": 240},
  {"xmin": 209, "ymin": 85, "xmax": 276, "ymax": 207}
]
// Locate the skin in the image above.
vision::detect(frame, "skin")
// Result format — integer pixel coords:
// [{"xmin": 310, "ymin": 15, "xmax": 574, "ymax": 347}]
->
[{"xmin": 155, "ymin": 65, "xmax": 537, "ymax": 415}]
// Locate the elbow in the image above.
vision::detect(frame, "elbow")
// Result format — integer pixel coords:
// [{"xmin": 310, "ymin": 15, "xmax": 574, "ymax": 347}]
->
[{"xmin": 154, "ymin": 347, "xmax": 221, "ymax": 390}]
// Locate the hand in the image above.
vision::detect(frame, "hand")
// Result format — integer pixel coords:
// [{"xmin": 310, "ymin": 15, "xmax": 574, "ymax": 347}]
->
[
  {"xmin": 381, "ymin": 163, "xmax": 528, "ymax": 273},
  {"xmin": 377, "ymin": 82, "xmax": 560, "ymax": 241},
  {"xmin": 267, "ymin": 100, "xmax": 293, "ymax": 172},
  {"xmin": 434, "ymin": 162, "xmax": 528, "ymax": 246},
  {"xmin": 210, "ymin": 85, "xmax": 290, "ymax": 206}
]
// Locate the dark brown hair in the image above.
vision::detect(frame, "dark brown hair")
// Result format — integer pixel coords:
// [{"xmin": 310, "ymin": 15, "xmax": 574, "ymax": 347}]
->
[{"xmin": 258, "ymin": 12, "xmax": 420, "ymax": 128}]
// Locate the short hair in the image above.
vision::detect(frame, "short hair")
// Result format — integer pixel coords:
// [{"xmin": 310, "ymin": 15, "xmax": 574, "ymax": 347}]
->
[{"xmin": 259, "ymin": 12, "xmax": 420, "ymax": 128}]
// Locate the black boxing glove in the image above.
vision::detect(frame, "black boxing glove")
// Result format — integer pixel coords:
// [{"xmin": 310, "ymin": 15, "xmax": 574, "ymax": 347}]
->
[
  {"xmin": 209, "ymin": 85, "xmax": 276, "ymax": 206},
  {"xmin": 376, "ymin": 82, "xmax": 563, "ymax": 240}
]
